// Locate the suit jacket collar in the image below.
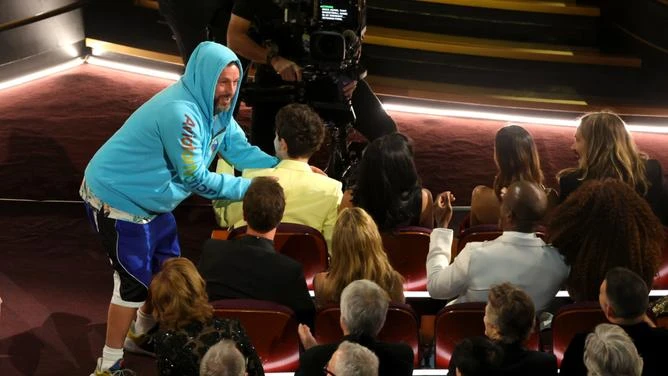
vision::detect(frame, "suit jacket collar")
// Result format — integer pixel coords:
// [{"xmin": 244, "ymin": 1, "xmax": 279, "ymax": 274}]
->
[
  {"xmin": 498, "ymin": 231, "xmax": 547, "ymax": 246},
  {"xmin": 237, "ymin": 235, "xmax": 275, "ymax": 253},
  {"xmin": 277, "ymin": 159, "xmax": 312, "ymax": 172}
]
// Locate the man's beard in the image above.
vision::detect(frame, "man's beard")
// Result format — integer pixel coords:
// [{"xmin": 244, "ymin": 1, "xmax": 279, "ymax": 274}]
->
[{"xmin": 214, "ymin": 96, "xmax": 232, "ymax": 114}]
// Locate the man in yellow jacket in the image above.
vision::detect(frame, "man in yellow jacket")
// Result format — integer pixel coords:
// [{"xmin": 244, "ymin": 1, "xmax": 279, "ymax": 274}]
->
[{"xmin": 214, "ymin": 103, "xmax": 342, "ymax": 251}]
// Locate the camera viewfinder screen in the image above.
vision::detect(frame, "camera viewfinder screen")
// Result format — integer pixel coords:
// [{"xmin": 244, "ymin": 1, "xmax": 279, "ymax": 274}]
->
[{"xmin": 319, "ymin": 0, "xmax": 350, "ymax": 23}]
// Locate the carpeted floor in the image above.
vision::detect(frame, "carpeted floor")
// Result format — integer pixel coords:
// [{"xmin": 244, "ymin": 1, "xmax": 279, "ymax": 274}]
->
[{"xmin": 1, "ymin": 64, "xmax": 668, "ymax": 375}]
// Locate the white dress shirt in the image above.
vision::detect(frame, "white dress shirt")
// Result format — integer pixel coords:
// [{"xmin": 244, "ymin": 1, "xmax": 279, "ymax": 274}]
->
[{"xmin": 426, "ymin": 228, "xmax": 569, "ymax": 310}]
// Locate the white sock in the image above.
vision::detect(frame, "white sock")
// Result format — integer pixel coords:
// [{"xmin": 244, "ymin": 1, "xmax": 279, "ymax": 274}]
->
[
  {"xmin": 134, "ymin": 308, "xmax": 157, "ymax": 335},
  {"xmin": 101, "ymin": 345, "xmax": 124, "ymax": 370}
]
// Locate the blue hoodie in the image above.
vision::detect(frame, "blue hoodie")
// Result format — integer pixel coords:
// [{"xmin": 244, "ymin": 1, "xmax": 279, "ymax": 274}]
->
[{"xmin": 83, "ymin": 42, "xmax": 278, "ymax": 217}]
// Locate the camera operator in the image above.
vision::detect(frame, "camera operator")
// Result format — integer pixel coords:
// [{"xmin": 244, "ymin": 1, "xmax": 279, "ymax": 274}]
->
[
  {"xmin": 158, "ymin": 0, "xmax": 235, "ymax": 64},
  {"xmin": 227, "ymin": 0, "xmax": 397, "ymax": 155}
]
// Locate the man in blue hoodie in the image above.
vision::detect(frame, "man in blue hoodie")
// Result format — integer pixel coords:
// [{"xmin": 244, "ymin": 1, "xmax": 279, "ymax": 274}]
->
[{"xmin": 81, "ymin": 42, "xmax": 278, "ymax": 375}]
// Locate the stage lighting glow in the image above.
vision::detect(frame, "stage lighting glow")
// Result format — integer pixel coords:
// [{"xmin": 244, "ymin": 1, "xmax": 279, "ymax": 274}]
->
[
  {"xmin": 0, "ymin": 58, "xmax": 84, "ymax": 91},
  {"xmin": 63, "ymin": 44, "xmax": 80, "ymax": 58},
  {"xmin": 382, "ymin": 103, "xmax": 668, "ymax": 134},
  {"xmin": 86, "ymin": 56, "xmax": 181, "ymax": 81}
]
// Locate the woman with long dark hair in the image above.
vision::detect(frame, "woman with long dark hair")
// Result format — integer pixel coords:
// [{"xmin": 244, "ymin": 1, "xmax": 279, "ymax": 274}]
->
[
  {"xmin": 342, "ymin": 132, "xmax": 433, "ymax": 230},
  {"xmin": 470, "ymin": 125, "xmax": 549, "ymax": 225}
]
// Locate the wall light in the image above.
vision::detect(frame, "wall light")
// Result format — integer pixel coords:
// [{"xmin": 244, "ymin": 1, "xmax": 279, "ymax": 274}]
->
[
  {"xmin": 86, "ymin": 56, "xmax": 181, "ymax": 81},
  {"xmin": 0, "ymin": 58, "xmax": 83, "ymax": 91},
  {"xmin": 382, "ymin": 103, "xmax": 668, "ymax": 134}
]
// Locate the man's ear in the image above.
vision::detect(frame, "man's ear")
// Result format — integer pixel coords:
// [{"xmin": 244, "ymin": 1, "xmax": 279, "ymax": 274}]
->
[
  {"xmin": 279, "ymin": 137, "xmax": 289, "ymax": 154},
  {"xmin": 604, "ymin": 303, "xmax": 616, "ymax": 319}
]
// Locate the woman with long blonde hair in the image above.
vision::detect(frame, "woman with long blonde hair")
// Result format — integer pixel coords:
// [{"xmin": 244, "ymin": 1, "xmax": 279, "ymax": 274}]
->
[
  {"xmin": 558, "ymin": 111, "xmax": 666, "ymax": 223},
  {"xmin": 313, "ymin": 207, "xmax": 405, "ymax": 308},
  {"xmin": 150, "ymin": 258, "xmax": 263, "ymax": 376}
]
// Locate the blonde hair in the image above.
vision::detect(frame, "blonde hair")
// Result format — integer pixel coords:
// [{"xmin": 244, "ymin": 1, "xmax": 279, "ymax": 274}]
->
[
  {"xmin": 150, "ymin": 258, "xmax": 213, "ymax": 330},
  {"xmin": 322, "ymin": 208, "xmax": 404, "ymax": 302},
  {"xmin": 558, "ymin": 111, "xmax": 649, "ymax": 194}
]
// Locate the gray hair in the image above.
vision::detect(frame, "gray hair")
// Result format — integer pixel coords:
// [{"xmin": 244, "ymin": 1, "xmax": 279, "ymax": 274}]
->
[
  {"xmin": 584, "ymin": 324, "xmax": 643, "ymax": 376},
  {"xmin": 332, "ymin": 341, "xmax": 379, "ymax": 376},
  {"xmin": 340, "ymin": 280, "xmax": 389, "ymax": 337},
  {"xmin": 200, "ymin": 339, "xmax": 246, "ymax": 376}
]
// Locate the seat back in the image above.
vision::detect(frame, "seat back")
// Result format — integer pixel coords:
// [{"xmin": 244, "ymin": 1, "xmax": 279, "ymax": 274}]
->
[
  {"xmin": 551, "ymin": 302, "xmax": 607, "ymax": 367},
  {"xmin": 434, "ymin": 302, "xmax": 540, "ymax": 369},
  {"xmin": 381, "ymin": 226, "xmax": 432, "ymax": 291},
  {"xmin": 314, "ymin": 303, "xmax": 421, "ymax": 367},
  {"xmin": 211, "ymin": 299, "xmax": 300, "ymax": 372},
  {"xmin": 456, "ymin": 225, "xmax": 503, "ymax": 254},
  {"xmin": 228, "ymin": 223, "xmax": 328, "ymax": 289},
  {"xmin": 653, "ymin": 227, "xmax": 668, "ymax": 289}
]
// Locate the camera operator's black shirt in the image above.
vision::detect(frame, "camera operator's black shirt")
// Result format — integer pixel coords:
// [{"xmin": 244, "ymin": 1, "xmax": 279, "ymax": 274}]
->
[{"xmin": 232, "ymin": 0, "xmax": 306, "ymax": 62}]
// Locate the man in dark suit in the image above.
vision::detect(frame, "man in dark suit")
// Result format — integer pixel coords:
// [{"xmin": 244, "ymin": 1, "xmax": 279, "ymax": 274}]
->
[
  {"xmin": 560, "ymin": 267, "xmax": 668, "ymax": 376},
  {"xmin": 198, "ymin": 177, "xmax": 315, "ymax": 328},
  {"xmin": 295, "ymin": 279, "xmax": 414, "ymax": 376},
  {"xmin": 449, "ymin": 282, "xmax": 558, "ymax": 376}
]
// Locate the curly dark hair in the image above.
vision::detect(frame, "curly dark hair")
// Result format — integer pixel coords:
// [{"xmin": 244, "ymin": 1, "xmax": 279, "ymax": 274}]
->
[
  {"xmin": 548, "ymin": 179, "xmax": 663, "ymax": 301},
  {"xmin": 275, "ymin": 103, "xmax": 325, "ymax": 158}
]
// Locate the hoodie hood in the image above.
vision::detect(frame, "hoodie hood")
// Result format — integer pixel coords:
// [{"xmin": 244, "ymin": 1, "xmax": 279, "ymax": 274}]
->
[{"xmin": 181, "ymin": 41, "xmax": 242, "ymax": 126}]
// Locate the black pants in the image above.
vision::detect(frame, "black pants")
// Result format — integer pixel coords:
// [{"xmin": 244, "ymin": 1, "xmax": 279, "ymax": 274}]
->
[
  {"xmin": 251, "ymin": 71, "xmax": 398, "ymax": 155},
  {"xmin": 158, "ymin": 0, "xmax": 234, "ymax": 65}
]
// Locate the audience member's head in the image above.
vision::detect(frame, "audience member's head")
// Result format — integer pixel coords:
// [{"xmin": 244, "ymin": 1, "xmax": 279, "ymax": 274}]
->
[
  {"xmin": 242, "ymin": 177, "xmax": 285, "ymax": 234},
  {"xmin": 498, "ymin": 180, "xmax": 548, "ymax": 232},
  {"xmin": 353, "ymin": 132, "xmax": 422, "ymax": 230},
  {"xmin": 493, "ymin": 125, "xmax": 544, "ymax": 199},
  {"xmin": 274, "ymin": 103, "xmax": 325, "ymax": 160},
  {"xmin": 452, "ymin": 336, "xmax": 503, "ymax": 376},
  {"xmin": 200, "ymin": 339, "xmax": 247, "ymax": 376},
  {"xmin": 339, "ymin": 279, "xmax": 390, "ymax": 337},
  {"xmin": 600, "ymin": 267, "xmax": 649, "ymax": 324},
  {"xmin": 584, "ymin": 323, "xmax": 643, "ymax": 376},
  {"xmin": 150, "ymin": 258, "xmax": 213, "ymax": 330},
  {"xmin": 326, "ymin": 341, "xmax": 379, "ymax": 376},
  {"xmin": 484, "ymin": 283, "xmax": 535, "ymax": 345},
  {"xmin": 324, "ymin": 207, "xmax": 403, "ymax": 304},
  {"xmin": 549, "ymin": 179, "xmax": 663, "ymax": 301},
  {"xmin": 559, "ymin": 111, "xmax": 649, "ymax": 194}
]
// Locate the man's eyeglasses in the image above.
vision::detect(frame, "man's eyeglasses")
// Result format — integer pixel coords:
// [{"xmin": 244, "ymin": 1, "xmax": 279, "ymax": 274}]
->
[{"xmin": 323, "ymin": 365, "xmax": 336, "ymax": 376}]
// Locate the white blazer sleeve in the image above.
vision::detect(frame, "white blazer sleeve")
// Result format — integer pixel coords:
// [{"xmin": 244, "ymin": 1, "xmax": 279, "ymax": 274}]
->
[{"xmin": 426, "ymin": 228, "xmax": 471, "ymax": 299}]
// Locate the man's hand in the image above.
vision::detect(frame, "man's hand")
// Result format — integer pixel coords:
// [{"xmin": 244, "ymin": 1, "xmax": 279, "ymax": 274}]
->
[
  {"xmin": 433, "ymin": 191, "xmax": 455, "ymax": 228},
  {"xmin": 298, "ymin": 323, "xmax": 318, "ymax": 350},
  {"xmin": 342, "ymin": 80, "xmax": 358, "ymax": 101},
  {"xmin": 271, "ymin": 57, "xmax": 302, "ymax": 82}
]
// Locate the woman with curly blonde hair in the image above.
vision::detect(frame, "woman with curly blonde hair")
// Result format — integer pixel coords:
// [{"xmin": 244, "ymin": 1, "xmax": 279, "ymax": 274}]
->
[
  {"xmin": 150, "ymin": 258, "xmax": 264, "ymax": 376},
  {"xmin": 470, "ymin": 125, "xmax": 552, "ymax": 225},
  {"xmin": 558, "ymin": 111, "xmax": 667, "ymax": 224},
  {"xmin": 548, "ymin": 179, "xmax": 663, "ymax": 302},
  {"xmin": 313, "ymin": 207, "xmax": 405, "ymax": 308}
]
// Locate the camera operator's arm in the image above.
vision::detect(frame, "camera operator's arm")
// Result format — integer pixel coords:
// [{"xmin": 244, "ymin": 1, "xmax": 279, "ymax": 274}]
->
[{"xmin": 227, "ymin": 14, "xmax": 302, "ymax": 81}]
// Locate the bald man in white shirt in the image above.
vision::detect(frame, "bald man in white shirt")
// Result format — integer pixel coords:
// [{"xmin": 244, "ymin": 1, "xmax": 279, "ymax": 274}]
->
[{"xmin": 427, "ymin": 181, "xmax": 569, "ymax": 311}]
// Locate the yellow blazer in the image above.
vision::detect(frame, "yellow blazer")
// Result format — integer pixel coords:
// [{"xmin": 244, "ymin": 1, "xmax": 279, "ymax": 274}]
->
[{"xmin": 213, "ymin": 159, "xmax": 343, "ymax": 250}]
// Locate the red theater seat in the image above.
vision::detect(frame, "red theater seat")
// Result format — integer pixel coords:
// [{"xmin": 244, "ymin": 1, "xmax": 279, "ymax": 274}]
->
[
  {"xmin": 227, "ymin": 223, "xmax": 328, "ymax": 289},
  {"xmin": 211, "ymin": 299, "xmax": 301, "ymax": 372},
  {"xmin": 434, "ymin": 302, "xmax": 540, "ymax": 369},
  {"xmin": 381, "ymin": 226, "xmax": 432, "ymax": 291},
  {"xmin": 313, "ymin": 303, "xmax": 422, "ymax": 367},
  {"xmin": 652, "ymin": 227, "xmax": 668, "ymax": 289},
  {"xmin": 551, "ymin": 302, "xmax": 606, "ymax": 367},
  {"xmin": 456, "ymin": 225, "xmax": 503, "ymax": 254}
]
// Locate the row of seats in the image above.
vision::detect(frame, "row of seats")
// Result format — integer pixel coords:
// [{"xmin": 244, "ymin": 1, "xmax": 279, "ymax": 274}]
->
[
  {"xmin": 210, "ymin": 299, "xmax": 607, "ymax": 372},
  {"xmin": 213, "ymin": 223, "xmax": 668, "ymax": 290}
]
